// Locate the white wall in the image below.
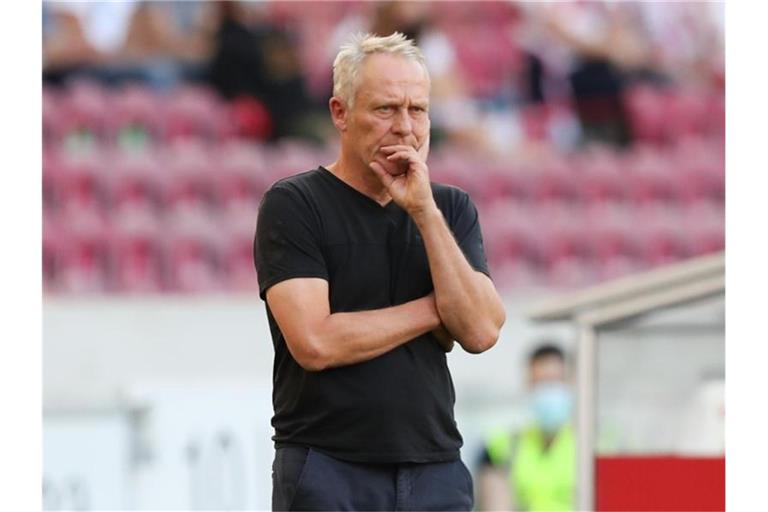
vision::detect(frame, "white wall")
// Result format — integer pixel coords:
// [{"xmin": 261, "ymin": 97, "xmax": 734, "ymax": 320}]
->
[
  {"xmin": 43, "ymin": 293, "xmax": 723, "ymax": 510},
  {"xmin": 43, "ymin": 293, "xmax": 571, "ymax": 510}
]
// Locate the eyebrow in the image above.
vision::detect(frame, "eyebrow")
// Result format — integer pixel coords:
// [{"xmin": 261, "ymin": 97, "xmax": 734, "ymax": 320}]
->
[{"xmin": 371, "ymin": 99, "xmax": 429, "ymax": 108}]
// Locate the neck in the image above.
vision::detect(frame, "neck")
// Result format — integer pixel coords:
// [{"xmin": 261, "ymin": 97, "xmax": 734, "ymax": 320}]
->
[{"xmin": 326, "ymin": 151, "xmax": 391, "ymax": 206}]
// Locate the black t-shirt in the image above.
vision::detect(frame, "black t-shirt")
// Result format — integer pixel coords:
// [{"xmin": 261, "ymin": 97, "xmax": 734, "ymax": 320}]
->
[{"xmin": 254, "ymin": 166, "xmax": 490, "ymax": 463}]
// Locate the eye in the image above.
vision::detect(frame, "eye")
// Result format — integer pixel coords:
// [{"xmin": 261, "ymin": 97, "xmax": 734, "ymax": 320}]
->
[{"xmin": 376, "ymin": 105, "xmax": 393, "ymax": 113}]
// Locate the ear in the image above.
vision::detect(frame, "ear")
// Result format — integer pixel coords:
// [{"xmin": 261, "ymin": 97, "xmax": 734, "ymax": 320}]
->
[{"xmin": 329, "ymin": 97, "xmax": 349, "ymax": 132}]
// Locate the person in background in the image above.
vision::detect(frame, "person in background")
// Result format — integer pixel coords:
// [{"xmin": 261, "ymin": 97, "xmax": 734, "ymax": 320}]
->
[
  {"xmin": 476, "ymin": 343, "xmax": 575, "ymax": 511},
  {"xmin": 206, "ymin": 1, "xmax": 325, "ymax": 142},
  {"xmin": 514, "ymin": 2, "xmax": 653, "ymax": 148},
  {"xmin": 42, "ymin": 0, "xmax": 205, "ymax": 89}
]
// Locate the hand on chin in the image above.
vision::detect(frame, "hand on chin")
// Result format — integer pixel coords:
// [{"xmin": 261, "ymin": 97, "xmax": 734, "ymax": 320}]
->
[{"xmin": 371, "ymin": 152, "xmax": 408, "ymax": 176}]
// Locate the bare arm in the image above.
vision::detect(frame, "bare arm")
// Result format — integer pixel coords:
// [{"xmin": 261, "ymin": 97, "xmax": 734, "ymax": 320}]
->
[
  {"xmin": 413, "ymin": 206, "xmax": 506, "ymax": 353},
  {"xmin": 371, "ymin": 144, "xmax": 506, "ymax": 354},
  {"xmin": 266, "ymin": 277, "xmax": 442, "ymax": 371},
  {"xmin": 476, "ymin": 466, "xmax": 515, "ymax": 511}
]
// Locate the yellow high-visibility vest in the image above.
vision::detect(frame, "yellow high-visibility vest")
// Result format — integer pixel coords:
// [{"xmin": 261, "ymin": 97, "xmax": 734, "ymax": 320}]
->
[{"xmin": 486, "ymin": 424, "xmax": 575, "ymax": 511}]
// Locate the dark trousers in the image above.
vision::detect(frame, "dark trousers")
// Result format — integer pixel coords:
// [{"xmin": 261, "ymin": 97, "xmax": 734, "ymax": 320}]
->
[{"xmin": 272, "ymin": 446, "xmax": 474, "ymax": 511}]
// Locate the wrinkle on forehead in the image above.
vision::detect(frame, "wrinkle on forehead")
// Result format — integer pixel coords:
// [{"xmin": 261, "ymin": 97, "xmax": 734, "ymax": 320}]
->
[
  {"xmin": 355, "ymin": 53, "xmax": 430, "ymax": 105},
  {"xmin": 359, "ymin": 85, "xmax": 430, "ymax": 106}
]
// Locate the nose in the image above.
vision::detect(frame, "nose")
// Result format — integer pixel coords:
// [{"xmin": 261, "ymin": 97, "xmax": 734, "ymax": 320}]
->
[{"xmin": 390, "ymin": 108, "xmax": 413, "ymax": 137}]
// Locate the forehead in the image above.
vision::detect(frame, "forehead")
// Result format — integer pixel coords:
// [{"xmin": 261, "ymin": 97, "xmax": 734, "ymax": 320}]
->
[
  {"xmin": 529, "ymin": 355, "xmax": 566, "ymax": 381},
  {"xmin": 356, "ymin": 53, "xmax": 430, "ymax": 102}
]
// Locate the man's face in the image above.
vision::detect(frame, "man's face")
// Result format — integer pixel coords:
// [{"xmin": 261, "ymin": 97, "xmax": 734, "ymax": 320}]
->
[
  {"xmin": 528, "ymin": 355, "xmax": 567, "ymax": 388},
  {"xmin": 528, "ymin": 354, "xmax": 572, "ymax": 432},
  {"xmin": 340, "ymin": 53, "xmax": 431, "ymax": 176}
]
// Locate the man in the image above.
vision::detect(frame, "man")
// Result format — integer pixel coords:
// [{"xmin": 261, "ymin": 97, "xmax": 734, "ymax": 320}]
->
[
  {"xmin": 476, "ymin": 344, "xmax": 575, "ymax": 511},
  {"xmin": 254, "ymin": 32, "xmax": 506, "ymax": 511}
]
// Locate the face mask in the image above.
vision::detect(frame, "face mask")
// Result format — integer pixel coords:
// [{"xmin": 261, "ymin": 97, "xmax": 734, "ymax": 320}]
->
[{"xmin": 530, "ymin": 382, "xmax": 573, "ymax": 433}]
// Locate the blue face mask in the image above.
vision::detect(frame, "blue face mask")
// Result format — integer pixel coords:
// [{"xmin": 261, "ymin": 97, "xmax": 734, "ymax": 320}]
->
[{"xmin": 530, "ymin": 382, "xmax": 573, "ymax": 433}]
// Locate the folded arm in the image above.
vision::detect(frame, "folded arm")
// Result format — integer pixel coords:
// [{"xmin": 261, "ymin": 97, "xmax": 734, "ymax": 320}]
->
[
  {"xmin": 414, "ymin": 206, "xmax": 506, "ymax": 353},
  {"xmin": 266, "ymin": 278, "xmax": 444, "ymax": 371}
]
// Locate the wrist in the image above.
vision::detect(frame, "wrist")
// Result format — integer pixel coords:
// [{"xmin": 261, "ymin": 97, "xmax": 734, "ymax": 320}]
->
[
  {"xmin": 410, "ymin": 201, "xmax": 441, "ymax": 228},
  {"xmin": 416, "ymin": 293, "xmax": 442, "ymax": 331}
]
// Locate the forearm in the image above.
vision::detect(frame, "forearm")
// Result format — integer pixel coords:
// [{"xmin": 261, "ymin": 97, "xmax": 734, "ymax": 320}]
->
[
  {"xmin": 310, "ymin": 294, "xmax": 441, "ymax": 370},
  {"xmin": 477, "ymin": 467, "xmax": 514, "ymax": 511},
  {"xmin": 414, "ymin": 206, "xmax": 505, "ymax": 353}
]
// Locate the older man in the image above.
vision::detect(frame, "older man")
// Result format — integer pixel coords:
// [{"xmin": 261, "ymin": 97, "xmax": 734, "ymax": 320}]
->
[{"xmin": 255, "ymin": 32, "xmax": 506, "ymax": 511}]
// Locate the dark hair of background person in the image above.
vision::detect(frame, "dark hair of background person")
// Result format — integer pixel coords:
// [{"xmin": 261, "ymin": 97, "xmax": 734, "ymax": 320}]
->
[{"xmin": 528, "ymin": 343, "xmax": 566, "ymax": 365}]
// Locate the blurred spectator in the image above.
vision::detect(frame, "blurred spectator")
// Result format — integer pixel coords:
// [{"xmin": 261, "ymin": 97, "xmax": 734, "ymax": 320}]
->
[
  {"xmin": 476, "ymin": 343, "xmax": 575, "ymax": 511},
  {"xmin": 635, "ymin": 2, "xmax": 724, "ymax": 90},
  {"xmin": 514, "ymin": 2, "xmax": 655, "ymax": 148},
  {"xmin": 206, "ymin": 1, "xmax": 327, "ymax": 142},
  {"xmin": 514, "ymin": 2, "xmax": 723, "ymax": 149},
  {"xmin": 42, "ymin": 1, "xmax": 209, "ymax": 89}
]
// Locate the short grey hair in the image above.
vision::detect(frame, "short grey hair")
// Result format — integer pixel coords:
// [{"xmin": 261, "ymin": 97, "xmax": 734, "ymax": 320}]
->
[{"xmin": 332, "ymin": 32, "xmax": 429, "ymax": 107}]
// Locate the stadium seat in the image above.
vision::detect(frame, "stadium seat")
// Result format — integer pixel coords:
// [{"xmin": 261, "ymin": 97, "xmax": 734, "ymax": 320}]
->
[
  {"xmin": 164, "ymin": 236, "xmax": 223, "ymax": 293},
  {"xmin": 57, "ymin": 153, "xmax": 108, "ymax": 213},
  {"xmin": 56, "ymin": 212, "xmax": 111, "ymax": 293},
  {"xmin": 60, "ymin": 80, "xmax": 111, "ymax": 152},
  {"xmin": 163, "ymin": 85, "xmax": 233, "ymax": 142},
  {"xmin": 110, "ymin": 224, "xmax": 165, "ymax": 293},
  {"xmin": 109, "ymin": 84, "xmax": 164, "ymax": 151},
  {"xmin": 223, "ymin": 229, "xmax": 260, "ymax": 293},
  {"xmin": 163, "ymin": 139, "xmax": 219, "ymax": 210},
  {"xmin": 41, "ymin": 77, "xmax": 723, "ymax": 294}
]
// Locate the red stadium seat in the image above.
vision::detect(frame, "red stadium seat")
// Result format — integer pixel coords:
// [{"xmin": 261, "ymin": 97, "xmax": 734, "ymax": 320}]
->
[
  {"xmin": 108, "ymin": 84, "xmax": 164, "ymax": 151},
  {"xmin": 162, "ymin": 210, "xmax": 225, "ymax": 293},
  {"xmin": 109, "ymin": 221, "xmax": 165, "ymax": 293},
  {"xmin": 57, "ymin": 153, "xmax": 108, "ymax": 213},
  {"xmin": 43, "ymin": 87, "xmax": 66, "ymax": 148},
  {"xmin": 223, "ymin": 230, "xmax": 260, "ymax": 293},
  {"xmin": 60, "ymin": 80, "xmax": 111, "ymax": 152},
  {"xmin": 212, "ymin": 141, "xmax": 271, "ymax": 208},
  {"xmin": 164, "ymin": 236, "xmax": 223, "ymax": 293},
  {"xmin": 56, "ymin": 211, "xmax": 111, "ymax": 293},
  {"xmin": 163, "ymin": 86, "xmax": 233, "ymax": 142},
  {"xmin": 163, "ymin": 139, "xmax": 219, "ymax": 210}
]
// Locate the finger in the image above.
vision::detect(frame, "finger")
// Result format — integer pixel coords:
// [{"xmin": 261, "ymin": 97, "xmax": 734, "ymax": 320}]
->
[
  {"xmin": 369, "ymin": 161, "xmax": 394, "ymax": 186},
  {"xmin": 380, "ymin": 144, "xmax": 417, "ymax": 154},
  {"xmin": 385, "ymin": 151, "xmax": 417, "ymax": 162}
]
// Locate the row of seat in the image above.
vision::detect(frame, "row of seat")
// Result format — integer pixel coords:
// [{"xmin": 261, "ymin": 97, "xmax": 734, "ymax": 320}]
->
[
  {"xmin": 43, "ymin": 83, "xmax": 241, "ymax": 148},
  {"xmin": 43, "ymin": 192, "xmax": 723, "ymax": 294},
  {"xmin": 42, "ymin": 226, "xmax": 723, "ymax": 294},
  {"xmin": 43, "ymin": 136, "xmax": 724, "ymax": 219},
  {"xmin": 44, "ymin": 81, "xmax": 724, "ymax": 149},
  {"xmin": 624, "ymin": 85, "xmax": 725, "ymax": 144}
]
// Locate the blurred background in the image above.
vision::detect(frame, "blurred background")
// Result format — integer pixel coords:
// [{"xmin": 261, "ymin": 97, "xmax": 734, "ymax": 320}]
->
[{"xmin": 42, "ymin": 1, "xmax": 724, "ymax": 510}]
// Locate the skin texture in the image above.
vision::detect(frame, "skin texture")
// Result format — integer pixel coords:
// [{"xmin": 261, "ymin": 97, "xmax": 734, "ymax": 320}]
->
[{"xmin": 266, "ymin": 52, "xmax": 505, "ymax": 371}]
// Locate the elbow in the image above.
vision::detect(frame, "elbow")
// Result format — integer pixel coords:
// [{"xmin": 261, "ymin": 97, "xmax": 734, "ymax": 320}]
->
[
  {"xmin": 288, "ymin": 335, "xmax": 330, "ymax": 372},
  {"xmin": 462, "ymin": 325, "xmax": 501, "ymax": 354},
  {"xmin": 298, "ymin": 355, "xmax": 328, "ymax": 372},
  {"xmin": 463, "ymin": 309, "xmax": 505, "ymax": 354}
]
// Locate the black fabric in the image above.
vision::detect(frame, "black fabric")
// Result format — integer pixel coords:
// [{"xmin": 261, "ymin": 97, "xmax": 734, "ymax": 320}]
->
[
  {"xmin": 254, "ymin": 166, "xmax": 490, "ymax": 463},
  {"xmin": 271, "ymin": 445, "xmax": 474, "ymax": 511}
]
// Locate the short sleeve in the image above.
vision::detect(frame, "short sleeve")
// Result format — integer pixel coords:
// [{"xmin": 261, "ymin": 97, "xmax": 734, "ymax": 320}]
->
[
  {"xmin": 254, "ymin": 187, "xmax": 329, "ymax": 300},
  {"xmin": 447, "ymin": 190, "xmax": 491, "ymax": 278}
]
